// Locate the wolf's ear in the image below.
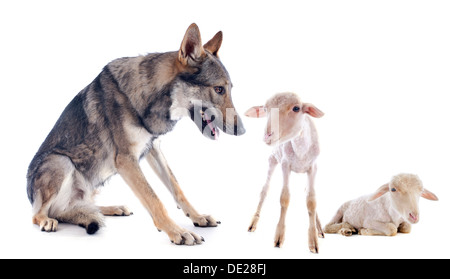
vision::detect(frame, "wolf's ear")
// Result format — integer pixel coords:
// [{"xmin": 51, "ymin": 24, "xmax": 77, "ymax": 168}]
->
[
  {"xmin": 245, "ymin": 106, "xmax": 266, "ymax": 118},
  {"xmin": 179, "ymin": 23, "xmax": 206, "ymax": 66},
  {"xmin": 204, "ymin": 31, "xmax": 223, "ymax": 57}
]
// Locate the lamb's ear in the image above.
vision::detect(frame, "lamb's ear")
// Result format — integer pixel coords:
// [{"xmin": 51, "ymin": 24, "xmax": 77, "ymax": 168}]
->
[
  {"xmin": 303, "ymin": 103, "xmax": 324, "ymax": 118},
  {"xmin": 368, "ymin": 183, "xmax": 390, "ymax": 201},
  {"xmin": 204, "ymin": 31, "xmax": 223, "ymax": 57},
  {"xmin": 421, "ymin": 189, "xmax": 439, "ymax": 201},
  {"xmin": 245, "ymin": 106, "xmax": 266, "ymax": 118},
  {"xmin": 178, "ymin": 23, "xmax": 206, "ymax": 66}
]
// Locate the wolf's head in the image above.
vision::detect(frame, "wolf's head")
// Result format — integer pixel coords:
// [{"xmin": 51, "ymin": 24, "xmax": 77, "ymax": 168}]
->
[{"xmin": 170, "ymin": 23, "xmax": 246, "ymax": 140}]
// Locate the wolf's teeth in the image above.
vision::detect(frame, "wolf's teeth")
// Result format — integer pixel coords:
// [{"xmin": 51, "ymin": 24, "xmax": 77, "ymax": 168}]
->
[{"xmin": 200, "ymin": 110, "xmax": 205, "ymax": 120}]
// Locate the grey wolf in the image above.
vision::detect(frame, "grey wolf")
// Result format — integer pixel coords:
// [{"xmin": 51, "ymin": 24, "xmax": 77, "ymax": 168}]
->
[{"xmin": 26, "ymin": 23, "xmax": 245, "ymax": 245}]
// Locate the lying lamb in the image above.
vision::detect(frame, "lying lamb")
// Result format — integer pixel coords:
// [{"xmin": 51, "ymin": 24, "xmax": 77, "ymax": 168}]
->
[
  {"xmin": 245, "ymin": 92, "xmax": 325, "ymax": 253},
  {"xmin": 324, "ymin": 173, "xmax": 438, "ymax": 237}
]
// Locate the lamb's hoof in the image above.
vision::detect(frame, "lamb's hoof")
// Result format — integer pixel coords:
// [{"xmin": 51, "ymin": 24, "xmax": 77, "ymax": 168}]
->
[
  {"xmin": 275, "ymin": 240, "xmax": 282, "ymax": 248},
  {"xmin": 309, "ymin": 246, "xmax": 319, "ymax": 254},
  {"xmin": 248, "ymin": 215, "xmax": 259, "ymax": 232},
  {"xmin": 339, "ymin": 228, "xmax": 354, "ymax": 237},
  {"xmin": 274, "ymin": 234, "xmax": 285, "ymax": 248}
]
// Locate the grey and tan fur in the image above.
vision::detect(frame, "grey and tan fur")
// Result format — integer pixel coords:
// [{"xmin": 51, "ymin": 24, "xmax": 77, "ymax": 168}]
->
[{"xmin": 27, "ymin": 23, "xmax": 245, "ymax": 245}]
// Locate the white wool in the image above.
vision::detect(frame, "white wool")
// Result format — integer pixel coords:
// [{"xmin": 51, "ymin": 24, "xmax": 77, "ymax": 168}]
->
[
  {"xmin": 325, "ymin": 173, "xmax": 438, "ymax": 236},
  {"xmin": 247, "ymin": 92, "xmax": 324, "ymax": 253}
]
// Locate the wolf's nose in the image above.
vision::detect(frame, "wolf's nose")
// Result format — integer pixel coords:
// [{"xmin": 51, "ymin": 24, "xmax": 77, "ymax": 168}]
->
[{"xmin": 234, "ymin": 125, "xmax": 246, "ymax": 136}]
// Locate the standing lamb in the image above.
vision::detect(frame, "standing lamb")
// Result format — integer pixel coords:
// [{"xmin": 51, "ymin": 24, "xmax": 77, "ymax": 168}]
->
[
  {"xmin": 324, "ymin": 173, "xmax": 438, "ymax": 237},
  {"xmin": 245, "ymin": 92, "xmax": 325, "ymax": 253}
]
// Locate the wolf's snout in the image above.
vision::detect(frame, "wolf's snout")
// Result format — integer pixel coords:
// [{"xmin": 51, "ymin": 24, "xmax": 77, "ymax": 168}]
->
[
  {"xmin": 223, "ymin": 121, "xmax": 246, "ymax": 136},
  {"xmin": 226, "ymin": 114, "xmax": 246, "ymax": 136},
  {"xmin": 235, "ymin": 124, "xmax": 246, "ymax": 136}
]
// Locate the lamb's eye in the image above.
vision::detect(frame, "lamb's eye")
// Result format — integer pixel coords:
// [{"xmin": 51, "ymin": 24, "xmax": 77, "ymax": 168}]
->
[
  {"xmin": 214, "ymin": 86, "xmax": 225, "ymax": 95},
  {"xmin": 293, "ymin": 106, "xmax": 301, "ymax": 112},
  {"xmin": 391, "ymin": 188, "xmax": 397, "ymax": 192}
]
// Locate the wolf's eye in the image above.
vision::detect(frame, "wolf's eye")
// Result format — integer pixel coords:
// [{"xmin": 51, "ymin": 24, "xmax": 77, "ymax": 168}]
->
[
  {"xmin": 214, "ymin": 86, "xmax": 225, "ymax": 95},
  {"xmin": 293, "ymin": 106, "xmax": 301, "ymax": 112}
]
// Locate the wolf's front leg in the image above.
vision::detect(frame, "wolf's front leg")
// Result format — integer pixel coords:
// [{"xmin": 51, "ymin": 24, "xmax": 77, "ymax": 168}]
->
[
  {"xmin": 116, "ymin": 154, "xmax": 203, "ymax": 245},
  {"xmin": 146, "ymin": 139, "xmax": 219, "ymax": 227}
]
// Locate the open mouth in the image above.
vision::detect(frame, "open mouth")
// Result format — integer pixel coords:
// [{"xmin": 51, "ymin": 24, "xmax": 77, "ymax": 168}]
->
[
  {"xmin": 202, "ymin": 110, "xmax": 219, "ymax": 140},
  {"xmin": 190, "ymin": 107, "xmax": 220, "ymax": 140}
]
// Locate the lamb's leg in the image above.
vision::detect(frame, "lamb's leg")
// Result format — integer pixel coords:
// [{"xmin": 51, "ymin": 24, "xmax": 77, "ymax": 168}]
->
[
  {"xmin": 274, "ymin": 163, "xmax": 291, "ymax": 248},
  {"xmin": 359, "ymin": 222, "xmax": 398, "ymax": 236},
  {"xmin": 248, "ymin": 155, "xmax": 278, "ymax": 232},
  {"xmin": 324, "ymin": 200, "xmax": 354, "ymax": 235},
  {"xmin": 324, "ymin": 222, "xmax": 357, "ymax": 236},
  {"xmin": 316, "ymin": 212, "xmax": 324, "ymax": 238},
  {"xmin": 306, "ymin": 163, "xmax": 319, "ymax": 253},
  {"xmin": 398, "ymin": 222, "xmax": 411, "ymax": 233}
]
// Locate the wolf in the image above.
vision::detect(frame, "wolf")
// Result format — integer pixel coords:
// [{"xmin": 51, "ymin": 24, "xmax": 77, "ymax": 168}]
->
[{"xmin": 26, "ymin": 23, "xmax": 245, "ymax": 245}]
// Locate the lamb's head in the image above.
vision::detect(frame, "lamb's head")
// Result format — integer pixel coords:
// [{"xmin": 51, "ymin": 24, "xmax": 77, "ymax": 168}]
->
[
  {"xmin": 368, "ymin": 173, "xmax": 438, "ymax": 224},
  {"xmin": 245, "ymin": 92, "xmax": 324, "ymax": 146}
]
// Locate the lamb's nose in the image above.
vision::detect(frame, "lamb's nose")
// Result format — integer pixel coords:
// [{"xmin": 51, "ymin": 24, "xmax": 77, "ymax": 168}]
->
[{"xmin": 409, "ymin": 213, "xmax": 419, "ymax": 223}]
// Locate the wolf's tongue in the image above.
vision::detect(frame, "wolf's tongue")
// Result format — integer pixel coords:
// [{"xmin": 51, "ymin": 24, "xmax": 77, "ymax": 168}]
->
[{"xmin": 206, "ymin": 119, "xmax": 219, "ymax": 140}]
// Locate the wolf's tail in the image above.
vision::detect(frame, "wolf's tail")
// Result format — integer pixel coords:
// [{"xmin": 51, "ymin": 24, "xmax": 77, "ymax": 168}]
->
[{"xmin": 56, "ymin": 205, "xmax": 104, "ymax": 235}]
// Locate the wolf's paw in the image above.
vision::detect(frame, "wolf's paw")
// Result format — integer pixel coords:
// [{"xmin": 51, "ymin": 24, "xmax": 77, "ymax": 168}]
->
[
  {"xmin": 167, "ymin": 227, "xmax": 204, "ymax": 245},
  {"xmin": 100, "ymin": 205, "xmax": 133, "ymax": 216},
  {"xmin": 39, "ymin": 218, "xmax": 58, "ymax": 232},
  {"xmin": 191, "ymin": 214, "xmax": 220, "ymax": 227}
]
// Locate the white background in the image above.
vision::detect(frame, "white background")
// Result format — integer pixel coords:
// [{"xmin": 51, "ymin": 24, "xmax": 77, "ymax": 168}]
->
[{"xmin": 1, "ymin": 0, "xmax": 449, "ymax": 259}]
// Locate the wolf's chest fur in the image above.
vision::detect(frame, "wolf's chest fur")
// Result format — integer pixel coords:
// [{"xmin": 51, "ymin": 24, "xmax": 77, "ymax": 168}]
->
[{"xmin": 107, "ymin": 54, "xmax": 179, "ymax": 137}]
